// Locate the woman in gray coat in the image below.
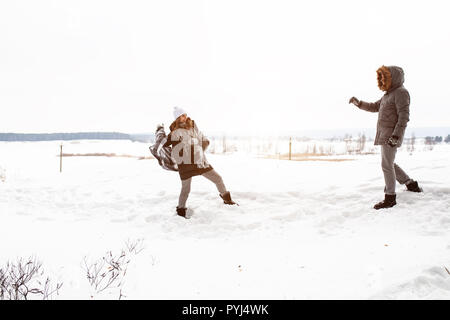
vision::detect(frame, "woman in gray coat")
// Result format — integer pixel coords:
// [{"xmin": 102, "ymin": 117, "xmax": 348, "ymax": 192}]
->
[{"xmin": 349, "ymin": 65, "xmax": 422, "ymax": 210}]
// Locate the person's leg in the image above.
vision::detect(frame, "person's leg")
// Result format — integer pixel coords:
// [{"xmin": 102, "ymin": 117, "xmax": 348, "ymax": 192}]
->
[
  {"xmin": 202, "ymin": 169, "xmax": 227, "ymax": 195},
  {"xmin": 374, "ymin": 145, "xmax": 398, "ymax": 209},
  {"xmin": 395, "ymin": 163, "xmax": 423, "ymax": 192},
  {"xmin": 178, "ymin": 178, "xmax": 192, "ymax": 208},
  {"xmin": 381, "ymin": 145, "xmax": 397, "ymax": 195},
  {"xmin": 203, "ymin": 169, "xmax": 236, "ymax": 205},
  {"xmin": 394, "ymin": 163, "xmax": 412, "ymax": 185}
]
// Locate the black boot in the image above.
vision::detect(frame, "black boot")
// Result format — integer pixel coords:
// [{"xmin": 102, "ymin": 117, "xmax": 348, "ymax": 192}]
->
[
  {"xmin": 374, "ymin": 194, "xmax": 396, "ymax": 210},
  {"xmin": 176, "ymin": 206, "xmax": 187, "ymax": 218},
  {"xmin": 406, "ymin": 180, "xmax": 423, "ymax": 193},
  {"xmin": 220, "ymin": 191, "xmax": 236, "ymax": 205}
]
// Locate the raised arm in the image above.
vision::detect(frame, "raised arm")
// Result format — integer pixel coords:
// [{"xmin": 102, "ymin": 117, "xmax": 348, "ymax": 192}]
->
[
  {"xmin": 358, "ymin": 99, "xmax": 381, "ymax": 113},
  {"xmin": 163, "ymin": 132, "xmax": 172, "ymax": 148},
  {"xmin": 349, "ymin": 96, "xmax": 381, "ymax": 112}
]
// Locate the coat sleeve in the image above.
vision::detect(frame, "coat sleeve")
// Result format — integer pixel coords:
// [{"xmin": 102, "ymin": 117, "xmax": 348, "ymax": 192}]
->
[
  {"xmin": 392, "ymin": 90, "xmax": 410, "ymax": 138},
  {"xmin": 358, "ymin": 99, "xmax": 381, "ymax": 113},
  {"xmin": 193, "ymin": 122, "xmax": 210, "ymax": 151},
  {"xmin": 163, "ymin": 132, "xmax": 172, "ymax": 148},
  {"xmin": 202, "ymin": 137, "xmax": 210, "ymax": 151}
]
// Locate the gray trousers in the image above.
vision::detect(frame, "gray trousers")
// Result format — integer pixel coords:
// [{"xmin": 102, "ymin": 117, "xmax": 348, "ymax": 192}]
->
[
  {"xmin": 178, "ymin": 169, "xmax": 227, "ymax": 208},
  {"xmin": 381, "ymin": 145, "xmax": 411, "ymax": 195}
]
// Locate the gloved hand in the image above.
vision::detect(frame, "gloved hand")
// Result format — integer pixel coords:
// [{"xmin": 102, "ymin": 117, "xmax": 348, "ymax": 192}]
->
[
  {"xmin": 348, "ymin": 97, "xmax": 360, "ymax": 107},
  {"xmin": 156, "ymin": 123, "xmax": 164, "ymax": 131},
  {"xmin": 387, "ymin": 135, "xmax": 399, "ymax": 147},
  {"xmin": 202, "ymin": 138, "xmax": 210, "ymax": 151}
]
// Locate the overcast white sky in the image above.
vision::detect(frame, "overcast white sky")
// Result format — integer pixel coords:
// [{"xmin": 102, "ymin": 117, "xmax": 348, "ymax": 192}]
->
[{"xmin": 1, "ymin": 0, "xmax": 449, "ymax": 135}]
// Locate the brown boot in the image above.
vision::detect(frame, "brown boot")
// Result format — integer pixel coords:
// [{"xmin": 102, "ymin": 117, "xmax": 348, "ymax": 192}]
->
[
  {"xmin": 220, "ymin": 192, "xmax": 237, "ymax": 205},
  {"xmin": 374, "ymin": 194, "xmax": 396, "ymax": 210},
  {"xmin": 176, "ymin": 206, "xmax": 187, "ymax": 218},
  {"xmin": 406, "ymin": 180, "xmax": 423, "ymax": 193}
]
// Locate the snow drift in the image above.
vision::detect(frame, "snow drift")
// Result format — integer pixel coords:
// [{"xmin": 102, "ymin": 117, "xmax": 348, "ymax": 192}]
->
[{"xmin": 0, "ymin": 140, "xmax": 449, "ymax": 299}]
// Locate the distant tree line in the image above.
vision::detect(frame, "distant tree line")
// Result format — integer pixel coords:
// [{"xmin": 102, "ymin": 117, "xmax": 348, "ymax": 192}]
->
[
  {"xmin": 425, "ymin": 135, "xmax": 449, "ymax": 145},
  {"xmin": 0, "ymin": 132, "xmax": 132, "ymax": 142}
]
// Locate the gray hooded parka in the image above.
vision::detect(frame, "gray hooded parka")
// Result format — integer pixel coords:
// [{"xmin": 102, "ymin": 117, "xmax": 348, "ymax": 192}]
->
[{"xmin": 358, "ymin": 66, "xmax": 410, "ymax": 147}]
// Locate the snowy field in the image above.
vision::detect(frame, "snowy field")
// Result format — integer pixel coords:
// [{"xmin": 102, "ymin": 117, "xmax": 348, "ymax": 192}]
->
[{"xmin": 1, "ymin": 140, "xmax": 449, "ymax": 299}]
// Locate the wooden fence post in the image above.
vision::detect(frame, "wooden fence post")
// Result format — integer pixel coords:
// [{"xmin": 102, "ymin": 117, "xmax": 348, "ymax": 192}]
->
[
  {"xmin": 60, "ymin": 144, "xmax": 63, "ymax": 173},
  {"xmin": 289, "ymin": 137, "xmax": 292, "ymax": 160}
]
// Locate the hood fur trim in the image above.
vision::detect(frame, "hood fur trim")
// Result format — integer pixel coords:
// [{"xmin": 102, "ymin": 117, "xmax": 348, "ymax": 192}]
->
[{"xmin": 377, "ymin": 65, "xmax": 392, "ymax": 92}]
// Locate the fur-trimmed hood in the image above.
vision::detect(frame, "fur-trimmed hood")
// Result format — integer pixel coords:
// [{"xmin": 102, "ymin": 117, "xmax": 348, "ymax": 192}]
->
[
  {"xmin": 377, "ymin": 65, "xmax": 405, "ymax": 92},
  {"xmin": 360, "ymin": 65, "xmax": 410, "ymax": 147}
]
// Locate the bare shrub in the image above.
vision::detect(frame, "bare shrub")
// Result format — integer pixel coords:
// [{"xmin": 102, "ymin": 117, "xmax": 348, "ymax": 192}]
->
[
  {"xmin": 407, "ymin": 133, "xmax": 416, "ymax": 154},
  {"xmin": 0, "ymin": 257, "xmax": 62, "ymax": 300},
  {"xmin": 125, "ymin": 238, "xmax": 145, "ymax": 255},
  {"xmin": 150, "ymin": 255, "xmax": 158, "ymax": 267},
  {"xmin": 83, "ymin": 250, "xmax": 130, "ymax": 298},
  {"xmin": 344, "ymin": 134, "xmax": 353, "ymax": 154},
  {"xmin": 357, "ymin": 133, "xmax": 366, "ymax": 154},
  {"xmin": 0, "ymin": 167, "xmax": 5, "ymax": 182},
  {"xmin": 83, "ymin": 239, "xmax": 144, "ymax": 299}
]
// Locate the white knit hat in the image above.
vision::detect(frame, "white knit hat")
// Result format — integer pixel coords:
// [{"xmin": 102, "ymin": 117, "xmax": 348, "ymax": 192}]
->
[{"xmin": 173, "ymin": 106, "xmax": 187, "ymax": 120}]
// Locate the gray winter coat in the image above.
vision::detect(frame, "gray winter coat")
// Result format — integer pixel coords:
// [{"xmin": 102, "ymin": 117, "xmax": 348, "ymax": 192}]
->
[{"xmin": 358, "ymin": 66, "xmax": 410, "ymax": 147}]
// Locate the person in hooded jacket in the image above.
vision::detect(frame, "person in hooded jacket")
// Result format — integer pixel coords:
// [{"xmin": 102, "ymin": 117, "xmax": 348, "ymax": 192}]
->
[
  {"xmin": 161, "ymin": 106, "xmax": 236, "ymax": 218},
  {"xmin": 349, "ymin": 65, "xmax": 422, "ymax": 210}
]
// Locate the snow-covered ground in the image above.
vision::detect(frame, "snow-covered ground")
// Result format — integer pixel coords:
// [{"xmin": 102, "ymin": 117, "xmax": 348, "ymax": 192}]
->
[{"xmin": 1, "ymin": 140, "xmax": 449, "ymax": 299}]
